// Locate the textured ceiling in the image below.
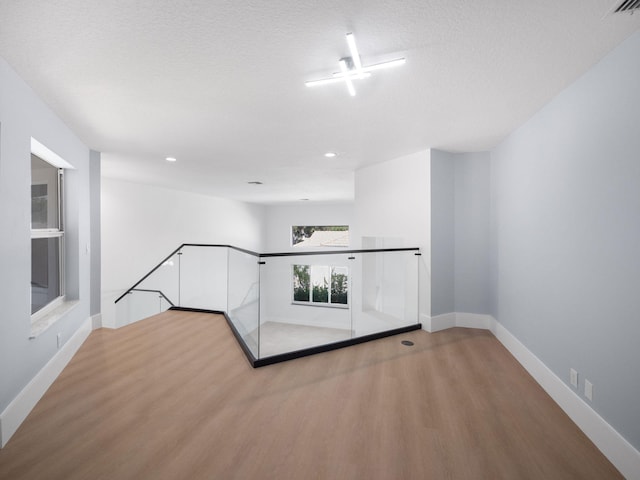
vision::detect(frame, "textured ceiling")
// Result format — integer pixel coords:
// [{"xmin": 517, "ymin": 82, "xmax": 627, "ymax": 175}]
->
[{"xmin": 0, "ymin": 1, "xmax": 638, "ymax": 204}]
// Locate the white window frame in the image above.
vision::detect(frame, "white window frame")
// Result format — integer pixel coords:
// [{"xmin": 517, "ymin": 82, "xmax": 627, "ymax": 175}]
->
[
  {"xmin": 291, "ymin": 225, "xmax": 350, "ymax": 248},
  {"xmin": 291, "ymin": 264, "xmax": 349, "ymax": 309},
  {"xmin": 30, "ymin": 138, "xmax": 71, "ymax": 322}
]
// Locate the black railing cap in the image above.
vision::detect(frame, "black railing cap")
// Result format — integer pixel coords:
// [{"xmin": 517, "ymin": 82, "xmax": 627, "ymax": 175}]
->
[{"xmin": 115, "ymin": 243, "xmax": 420, "ymax": 304}]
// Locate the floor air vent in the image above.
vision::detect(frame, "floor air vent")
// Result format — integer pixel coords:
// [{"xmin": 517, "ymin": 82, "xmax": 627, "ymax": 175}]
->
[{"xmin": 613, "ymin": 0, "xmax": 640, "ymax": 13}]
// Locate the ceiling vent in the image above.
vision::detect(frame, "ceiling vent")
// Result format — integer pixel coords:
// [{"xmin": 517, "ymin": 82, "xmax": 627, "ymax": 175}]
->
[{"xmin": 613, "ymin": 0, "xmax": 640, "ymax": 13}]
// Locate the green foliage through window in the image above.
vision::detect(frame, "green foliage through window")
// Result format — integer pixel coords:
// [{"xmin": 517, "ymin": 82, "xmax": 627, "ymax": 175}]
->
[
  {"xmin": 331, "ymin": 273, "xmax": 348, "ymax": 304},
  {"xmin": 293, "ymin": 265, "xmax": 310, "ymax": 301},
  {"xmin": 292, "ymin": 264, "xmax": 348, "ymax": 306},
  {"xmin": 312, "ymin": 280, "xmax": 329, "ymax": 303}
]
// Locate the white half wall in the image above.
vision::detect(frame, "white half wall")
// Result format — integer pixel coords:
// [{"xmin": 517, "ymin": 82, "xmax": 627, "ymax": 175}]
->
[{"xmin": 101, "ymin": 178, "xmax": 266, "ymax": 328}]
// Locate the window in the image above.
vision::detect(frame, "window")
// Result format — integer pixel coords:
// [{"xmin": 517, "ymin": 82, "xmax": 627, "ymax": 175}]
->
[
  {"xmin": 292, "ymin": 264, "xmax": 348, "ymax": 307},
  {"xmin": 31, "ymin": 153, "xmax": 64, "ymax": 316},
  {"xmin": 291, "ymin": 225, "xmax": 349, "ymax": 248}
]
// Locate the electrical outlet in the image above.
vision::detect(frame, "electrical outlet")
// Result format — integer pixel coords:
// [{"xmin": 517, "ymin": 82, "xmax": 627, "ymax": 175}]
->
[
  {"xmin": 585, "ymin": 379, "xmax": 593, "ymax": 401},
  {"xmin": 570, "ymin": 368, "xmax": 578, "ymax": 388},
  {"xmin": 57, "ymin": 333, "xmax": 62, "ymax": 349}
]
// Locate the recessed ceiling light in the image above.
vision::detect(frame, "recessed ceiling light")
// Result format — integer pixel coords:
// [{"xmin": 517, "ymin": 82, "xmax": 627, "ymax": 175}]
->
[
  {"xmin": 247, "ymin": 181, "xmax": 263, "ymax": 185},
  {"xmin": 165, "ymin": 157, "xmax": 177, "ymax": 162},
  {"xmin": 324, "ymin": 152, "xmax": 337, "ymax": 158}
]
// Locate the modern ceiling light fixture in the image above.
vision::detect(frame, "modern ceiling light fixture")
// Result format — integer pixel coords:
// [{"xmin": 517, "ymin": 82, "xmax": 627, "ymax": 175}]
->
[
  {"xmin": 339, "ymin": 58, "xmax": 356, "ymax": 96},
  {"xmin": 306, "ymin": 32, "xmax": 406, "ymax": 96}
]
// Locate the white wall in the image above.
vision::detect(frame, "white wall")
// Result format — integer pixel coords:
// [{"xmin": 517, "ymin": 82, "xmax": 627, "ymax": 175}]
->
[
  {"xmin": 0, "ymin": 57, "xmax": 93, "ymax": 428},
  {"xmin": 260, "ymin": 254, "xmax": 353, "ymax": 330},
  {"xmin": 260, "ymin": 203, "xmax": 354, "ymax": 328},
  {"xmin": 431, "ymin": 150, "xmax": 491, "ymax": 317},
  {"xmin": 430, "ymin": 150, "xmax": 455, "ymax": 316},
  {"xmin": 260, "ymin": 201, "xmax": 418, "ymax": 335},
  {"xmin": 354, "ymin": 150, "xmax": 431, "ymax": 323},
  {"xmin": 101, "ymin": 178, "xmax": 266, "ymax": 327},
  {"xmin": 89, "ymin": 151, "xmax": 101, "ymax": 318},
  {"xmin": 454, "ymin": 152, "xmax": 490, "ymax": 314},
  {"xmin": 490, "ymin": 31, "xmax": 640, "ymax": 452}
]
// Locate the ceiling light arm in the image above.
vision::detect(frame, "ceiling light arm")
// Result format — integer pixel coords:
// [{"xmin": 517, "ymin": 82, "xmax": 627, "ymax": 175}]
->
[
  {"xmin": 339, "ymin": 59, "xmax": 356, "ymax": 96},
  {"xmin": 346, "ymin": 33, "xmax": 365, "ymax": 78},
  {"xmin": 304, "ymin": 32, "xmax": 406, "ymax": 95}
]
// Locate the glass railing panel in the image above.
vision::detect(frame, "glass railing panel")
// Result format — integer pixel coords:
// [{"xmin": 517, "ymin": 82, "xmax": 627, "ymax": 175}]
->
[
  {"xmin": 115, "ymin": 289, "xmax": 171, "ymax": 326},
  {"xmin": 159, "ymin": 295, "xmax": 172, "ymax": 312},
  {"xmin": 136, "ymin": 251, "xmax": 181, "ymax": 307},
  {"xmin": 259, "ymin": 253, "xmax": 353, "ymax": 358},
  {"xmin": 115, "ymin": 243, "xmax": 421, "ymax": 364},
  {"xmin": 352, "ymin": 250, "xmax": 419, "ymax": 337},
  {"xmin": 227, "ymin": 247, "xmax": 260, "ymax": 358},
  {"xmin": 179, "ymin": 245, "xmax": 228, "ymax": 311}
]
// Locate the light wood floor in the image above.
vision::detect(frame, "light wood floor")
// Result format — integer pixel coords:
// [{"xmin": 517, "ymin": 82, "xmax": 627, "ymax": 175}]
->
[{"xmin": 0, "ymin": 310, "xmax": 621, "ymax": 479}]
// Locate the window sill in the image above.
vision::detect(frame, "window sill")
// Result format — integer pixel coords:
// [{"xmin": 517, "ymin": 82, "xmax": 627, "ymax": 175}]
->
[
  {"xmin": 291, "ymin": 301, "xmax": 349, "ymax": 310},
  {"xmin": 30, "ymin": 300, "xmax": 79, "ymax": 339}
]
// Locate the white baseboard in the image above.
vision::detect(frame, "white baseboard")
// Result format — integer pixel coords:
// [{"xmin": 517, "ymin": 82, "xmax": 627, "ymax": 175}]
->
[
  {"xmin": 420, "ymin": 314, "xmax": 432, "ymax": 332},
  {"xmin": 91, "ymin": 313, "xmax": 102, "ymax": 330},
  {"xmin": 425, "ymin": 312, "xmax": 640, "ymax": 478},
  {"xmin": 0, "ymin": 317, "xmax": 92, "ymax": 448},
  {"xmin": 490, "ymin": 317, "xmax": 640, "ymax": 480},
  {"xmin": 428, "ymin": 312, "xmax": 456, "ymax": 332},
  {"xmin": 455, "ymin": 312, "xmax": 492, "ymax": 330},
  {"xmin": 427, "ymin": 312, "xmax": 491, "ymax": 332}
]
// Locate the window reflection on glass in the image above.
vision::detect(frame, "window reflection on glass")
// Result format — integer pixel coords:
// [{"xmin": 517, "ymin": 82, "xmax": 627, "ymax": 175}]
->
[
  {"xmin": 31, "ymin": 184, "xmax": 48, "ymax": 228},
  {"xmin": 31, "ymin": 237, "xmax": 61, "ymax": 314},
  {"xmin": 31, "ymin": 155, "xmax": 59, "ymax": 230}
]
